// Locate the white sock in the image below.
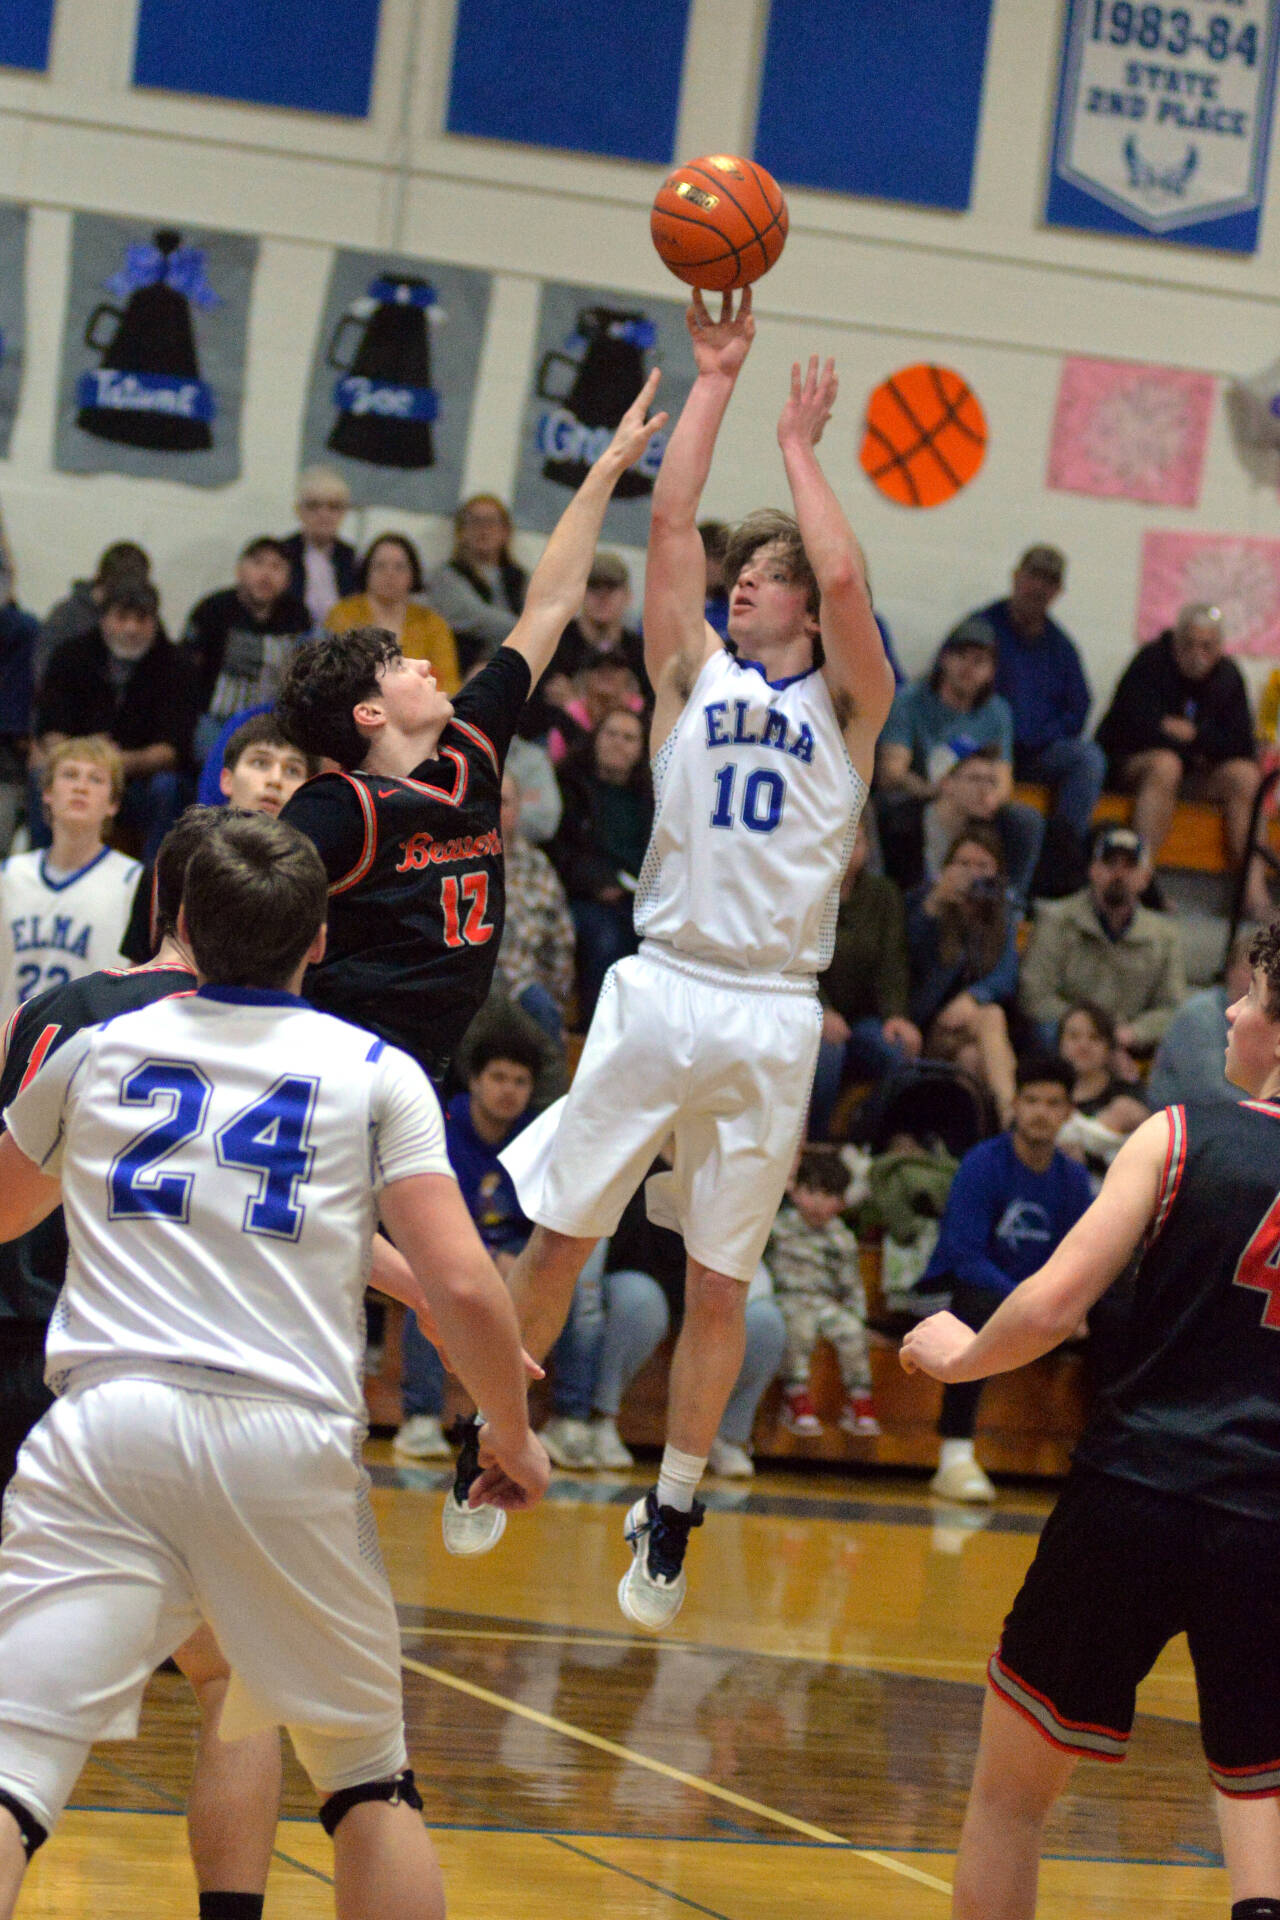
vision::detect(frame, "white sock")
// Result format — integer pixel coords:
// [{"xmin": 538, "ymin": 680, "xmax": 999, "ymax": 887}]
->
[
  {"xmin": 656, "ymin": 1444, "xmax": 706, "ymax": 1513},
  {"xmin": 939, "ymin": 1438, "xmax": 975, "ymax": 1471}
]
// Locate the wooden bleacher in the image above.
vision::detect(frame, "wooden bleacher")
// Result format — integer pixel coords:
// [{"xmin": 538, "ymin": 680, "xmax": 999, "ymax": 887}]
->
[
  {"xmin": 367, "ymin": 1241, "xmax": 1090, "ymax": 1480},
  {"xmin": 1015, "ymin": 782, "xmax": 1280, "ymax": 875}
]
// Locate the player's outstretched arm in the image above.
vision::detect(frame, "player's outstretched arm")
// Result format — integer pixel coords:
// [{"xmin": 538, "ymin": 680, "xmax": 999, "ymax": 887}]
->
[
  {"xmin": 901, "ymin": 1113, "xmax": 1170, "ymax": 1384},
  {"xmin": 502, "ymin": 372, "xmax": 668, "ymax": 689},
  {"xmin": 378, "ymin": 1173, "xmax": 550, "ymax": 1509},
  {"xmin": 777, "ymin": 356, "xmax": 894, "ymax": 753},
  {"xmin": 0, "ymin": 1133, "xmax": 61, "ymax": 1241},
  {"xmin": 645, "ymin": 288, "xmax": 755, "ymax": 688}
]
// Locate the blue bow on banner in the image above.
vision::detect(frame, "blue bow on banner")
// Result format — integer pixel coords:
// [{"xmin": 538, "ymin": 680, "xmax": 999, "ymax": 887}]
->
[{"xmin": 106, "ymin": 243, "xmax": 222, "ymax": 309}]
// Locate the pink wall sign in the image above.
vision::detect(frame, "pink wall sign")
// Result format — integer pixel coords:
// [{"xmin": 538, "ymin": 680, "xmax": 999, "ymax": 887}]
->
[
  {"xmin": 1138, "ymin": 531, "xmax": 1280, "ymax": 659},
  {"xmin": 1049, "ymin": 357, "xmax": 1215, "ymax": 507}
]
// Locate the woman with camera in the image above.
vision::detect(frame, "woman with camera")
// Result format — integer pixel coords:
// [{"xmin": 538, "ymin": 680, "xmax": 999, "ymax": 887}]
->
[{"xmin": 906, "ymin": 823, "xmax": 1020, "ymax": 1123}]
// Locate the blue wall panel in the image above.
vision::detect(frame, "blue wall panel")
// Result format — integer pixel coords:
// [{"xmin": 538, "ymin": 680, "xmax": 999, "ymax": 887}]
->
[
  {"xmin": 755, "ymin": 0, "xmax": 994, "ymax": 211},
  {"xmin": 0, "ymin": 0, "xmax": 55, "ymax": 72},
  {"xmin": 447, "ymin": 0, "xmax": 692, "ymax": 164},
  {"xmin": 133, "ymin": 0, "xmax": 381, "ymax": 118}
]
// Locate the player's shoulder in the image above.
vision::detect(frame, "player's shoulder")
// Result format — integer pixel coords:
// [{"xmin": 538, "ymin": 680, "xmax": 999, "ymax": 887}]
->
[
  {"xmin": 0, "ymin": 848, "xmax": 41, "ymax": 883},
  {"xmin": 100, "ymin": 846, "xmax": 143, "ymax": 885}
]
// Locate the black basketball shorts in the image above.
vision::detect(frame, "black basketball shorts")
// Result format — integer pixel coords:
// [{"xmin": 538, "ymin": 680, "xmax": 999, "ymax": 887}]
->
[{"xmin": 988, "ymin": 1464, "xmax": 1280, "ymax": 1796}]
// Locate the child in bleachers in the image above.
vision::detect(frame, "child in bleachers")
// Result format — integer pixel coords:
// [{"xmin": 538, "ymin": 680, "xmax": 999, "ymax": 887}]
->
[{"xmin": 768, "ymin": 1147, "xmax": 879, "ymax": 1438}]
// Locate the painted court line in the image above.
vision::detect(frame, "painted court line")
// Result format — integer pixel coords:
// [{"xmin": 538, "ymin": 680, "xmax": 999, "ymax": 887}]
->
[{"xmin": 401, "ymin": 1651, "xmax": 952, "ymax": 1898}]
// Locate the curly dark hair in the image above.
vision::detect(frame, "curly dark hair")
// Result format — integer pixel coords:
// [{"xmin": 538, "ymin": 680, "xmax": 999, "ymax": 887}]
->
[
  {"xmin": 1248, "ymin": 921, "xmax": 1280, "ymax": 1018},
  {"xmin": 276, "ymin": 627, "xmax": 401, "ymax": 769}
]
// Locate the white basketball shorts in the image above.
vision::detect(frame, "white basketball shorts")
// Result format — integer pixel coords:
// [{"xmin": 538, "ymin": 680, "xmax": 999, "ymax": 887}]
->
[
  {"xmin": 502, "ymin": 943, "xmax": 822, "ymax": 1282},
  {"xmin": 0, "ymin": 1375, "xmax": 406, "ymax": 1829}
]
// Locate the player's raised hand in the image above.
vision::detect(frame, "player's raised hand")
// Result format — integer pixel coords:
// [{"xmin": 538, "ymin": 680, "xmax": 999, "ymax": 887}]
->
[
  {"xmin": 899, "ymin": 1310, "xmax": 975, "ymax": 1382},
  {"xmin": 471, "ymin": 1424, "xmax": 552, "ymax": 1511},
  {"xmin": 778, "ymin": 354, "xmax": 837, "ymax": 451},
  {"xmin": 602, "ymin": 368, "xmax": 669, "ymax": 475},
  {"xmin": 686, "ymin": 286, "xmax": 755, "ymax": 378}
]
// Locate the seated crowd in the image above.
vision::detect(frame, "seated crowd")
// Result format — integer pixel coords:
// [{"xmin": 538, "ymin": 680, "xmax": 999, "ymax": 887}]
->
[{"xmin": 1, "ymin": 505, "xmax": 1272, "ymax": 1495}]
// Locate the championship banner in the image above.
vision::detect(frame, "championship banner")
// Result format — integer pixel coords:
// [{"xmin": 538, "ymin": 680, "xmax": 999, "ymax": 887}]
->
[
  {"xmin": 513, "ymin": 281, "xmax": 697, "ymax": 545},
  {"xmin": 54, "ymin": 215, "xmax": 257, "ymax": 486},
  {"xmin": 0, "ymin": 205, "xmax": 27, "ymax": 461},
  {"xmin": 1046, "ymin": 0, "xmax": 1280, "ymax": 252},
  {"xmin": 298, "ymin": 250, "xmax": 491, "ymax": 513}
]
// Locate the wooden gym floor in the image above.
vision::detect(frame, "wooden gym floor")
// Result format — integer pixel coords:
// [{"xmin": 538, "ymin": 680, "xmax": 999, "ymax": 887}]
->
[{"xmin": 20, "ymin": 1448, "xmax": 1228, "ymax": 1917}]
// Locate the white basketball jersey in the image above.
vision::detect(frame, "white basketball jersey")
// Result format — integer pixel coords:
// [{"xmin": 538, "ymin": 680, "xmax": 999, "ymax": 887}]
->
[
  {"xmin": 634, "ymin": 650, "xmax": 867, "ymax": 977},
  {"xmin": 3, "ymin": 988, "xmax": 453, "ymax": 1420},
  {"xmin": 0, "ymin": 847, "xmax": 141, "ymax": 1026}
]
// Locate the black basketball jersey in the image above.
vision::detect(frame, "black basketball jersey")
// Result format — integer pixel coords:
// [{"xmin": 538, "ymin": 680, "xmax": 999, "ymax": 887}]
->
[
  {"xmin": 0, "ymin": 961, "xmax": 196, "ymax": 1318},
  {"xmin": 281, "ymin": 647, "xmax": 532, "ymax": 1078},
  {"xmin": 1075, "ymin": 1098, "xmax": 1280, "ymax": 1520}
]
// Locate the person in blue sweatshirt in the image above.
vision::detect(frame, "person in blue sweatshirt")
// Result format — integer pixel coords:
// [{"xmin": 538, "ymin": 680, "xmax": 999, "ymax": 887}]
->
[
  {"xmin": 919, "ymin": 1051, "xmax": 1091, "ymax": 1503},
  {"xmin": 393, "ymin": 1020, "xmax": 541, "ymax": 1459}
]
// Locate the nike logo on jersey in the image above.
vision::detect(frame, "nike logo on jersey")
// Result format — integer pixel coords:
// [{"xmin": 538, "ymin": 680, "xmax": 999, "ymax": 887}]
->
[
  {"xmin": 704, "ymin": 699, "xmax": 815, "ymax": 763},
  {"xmin": 376, "ymin": 787, "xmax": 399, "ymax": 798}
]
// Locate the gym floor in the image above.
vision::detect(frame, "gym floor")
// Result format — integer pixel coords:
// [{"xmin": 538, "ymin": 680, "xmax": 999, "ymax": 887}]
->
[{"xmin": 21, "ymin": 1450, "xmax": 1225, "ymax": 1918}]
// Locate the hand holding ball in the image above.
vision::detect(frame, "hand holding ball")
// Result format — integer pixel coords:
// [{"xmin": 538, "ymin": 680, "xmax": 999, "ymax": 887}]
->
[{"xmin": 651, "ymin": 154, "xmax": 788, "ymax": 291}]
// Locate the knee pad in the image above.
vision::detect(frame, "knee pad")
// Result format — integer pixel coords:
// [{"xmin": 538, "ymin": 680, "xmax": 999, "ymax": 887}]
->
[
  {"xmin": 0, "ymin": 1789, "xmax": 48, "ymax": 1858},
  {"xmin": 318, "ymin": 1767, "xmax": 422, "ymax": 1837}
]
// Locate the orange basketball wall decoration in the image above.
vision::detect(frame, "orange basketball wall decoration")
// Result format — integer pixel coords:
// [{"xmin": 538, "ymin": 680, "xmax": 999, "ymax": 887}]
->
[{"xmin": 860, "ymin": 364, "xmax": 988, "ymax": 508}]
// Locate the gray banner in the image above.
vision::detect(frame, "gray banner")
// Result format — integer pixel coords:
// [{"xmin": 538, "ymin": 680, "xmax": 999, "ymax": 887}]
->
[
  {"xmin": 0, "ymin": 204, "xmax": 27, "ymax": 461},
  {"xmin": 54, "ymin": 214, "xmax": 257, "ymax": 487},
  {"xmin": 513, "ymin": 280, "xmax": 697, "ymax": 544},
  {"xmin": 299, "ymin": 249, "xmax": 491, "ymax": 512}
]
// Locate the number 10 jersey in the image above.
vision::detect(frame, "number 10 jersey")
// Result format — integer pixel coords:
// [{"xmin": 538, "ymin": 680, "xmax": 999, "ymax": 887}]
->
[{"xmin": 634, "ymin": 649, "xmax": 867, "ymax": 978}]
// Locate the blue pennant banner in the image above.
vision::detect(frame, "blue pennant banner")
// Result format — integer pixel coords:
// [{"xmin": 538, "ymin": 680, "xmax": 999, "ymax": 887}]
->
[{"xmin": 1046, "ymin": 0, "xmax": 1280, "ymax": 252}]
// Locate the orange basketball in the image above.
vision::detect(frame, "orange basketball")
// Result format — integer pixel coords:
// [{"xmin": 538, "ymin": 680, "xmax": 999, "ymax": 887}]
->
[
  {"xmin": 651, "ymin": 154, "xmax": 788, "ymax": 291},
  {"xmin": 860, "ymin": 364, "xmax": 988, "ymax": 508}
]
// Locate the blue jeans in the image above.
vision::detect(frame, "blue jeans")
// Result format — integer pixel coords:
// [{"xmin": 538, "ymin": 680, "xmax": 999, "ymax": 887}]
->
[
  {"xmin": 1015, "ymin": 739, "xmax": 1106, "ymax": 844},
  {"xmin": 809, "ymin": 1017, "xmax": 911, "ymax": 1140},
  {"xmin": 515, "ymin": 979, "xmax": 564, "ymax": 1046},
  {"xmin": 400, "ymin": 1307, "xmax": 446, "ymax": 1418},
  {"xmin": 587, "ymin": 1264, "xmax": 787, "ymax": 1448},
  {"xmin": 570, "ymin": 899, "xmax": 637, "ymax": 1022}
]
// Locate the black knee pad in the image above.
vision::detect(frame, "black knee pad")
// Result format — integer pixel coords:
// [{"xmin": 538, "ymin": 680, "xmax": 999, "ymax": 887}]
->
[
  {"xmin": 0, "ymin": 1788, "xmax": 48, "ymax": 1857},
  {"xmin": 319, "ymin": 1767, "xmax": 422, "ymax": 1837}
]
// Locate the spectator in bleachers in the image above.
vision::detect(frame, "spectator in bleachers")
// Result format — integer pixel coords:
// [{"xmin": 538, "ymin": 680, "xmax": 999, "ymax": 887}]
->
[
  {"xmin": 280, "ymin": 466, "xmax": 358, "ymax": 628},
  {"xmin": 33, "ymin": 541, "xmax": 153, "ymax": 686},
  {"xmin": 493, "ymin": 771, "xmax": 575, "ymax": 1047},
  {"xmin": 1018, "ymin": 825, "xmax": 1186, "ymax": 1060},
  {"xmin": 181, "ymin": 536, "xmax": 311, "ymax": 758},
  {"xmin": 543, "ymin": 550, "xmax": 645, "ymax": 705},
  {"xmin": 811, "ymin": 817, "xmax": 920, "ymax": 1139},
  {"xmin": 1053, "ymin": 1000, "xmax": 1149, "ymax": 1183},
  {"xmin": 548, "ymin": 646, "xmax": 645, "ymax": 763},
  {"xmin": 1096, "ymin": 601, "xmax": 1269, "ymax": 920},
  {"xmin": 955, "ymin": 545, "xmax": 1105, "ymax": 865},
  {"xmin": 918, "ymin": 1052, "xmax": 1091, "ymax": 1502},
  {"xmin": 0, "ymin": 570, "xmax": 36, "ymax": 855},
  {"xmin": 906, "ymin": 824, "xmax": 1020, "ymax": 1122},
  {"xmin": 547, "ymin": 1169, "xmax": 786, "ymax": 1478},
  {"xmin": 888, "ymin": 742, "xmax": 1043, "ymax": 908},
  {"xmin": 504, "ymin": 729, "xmax": 562, "ymax": 846},
  {"xmin": 424, "ymin": 494, "xmax": 528, "ymax": 674},
  {"xmin": 1147, "ymin": 926, "xmax": 1255, "ymax": 1110},
  {"xmin": 392, "ymin": 1020, "xmax": 541, "ymax": 1461},
  {"xmin": 327, "ymin": 533, "xmax": 460, "ymax": 693},
  {"xmin": 876, "ymin": 624, "xmax": 1042, "ymax": 901},
  {"xmin": 33, "ymin": 581, "xmax": 195, "ymax": 862},
  {"xmin": 550, "ymin": 706, "xmax": 653, "ymax": 1021},
  {"xmin": 770, "ymin": 1147, "xmax": 879, "ymax": 1440}
]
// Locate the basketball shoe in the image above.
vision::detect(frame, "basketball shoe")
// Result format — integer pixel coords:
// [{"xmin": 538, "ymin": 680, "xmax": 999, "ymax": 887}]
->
[
  {"xmin": 618, "ymin": 1490, "xmax": 704, "ymax": 1631},
  {"xmin": 441, "ymin": 1416, "xmax": 507, "ymax": 1555}
]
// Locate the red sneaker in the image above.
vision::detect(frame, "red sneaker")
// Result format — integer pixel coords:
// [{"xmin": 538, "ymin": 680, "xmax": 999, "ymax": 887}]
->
[
  {"xmin": 840, "ymin": 1394, "xmax": 881, "ymax": 1437},
  {"xmin": 782, "ymin": 1387, "xmax": 823, "ymax": 1436}
]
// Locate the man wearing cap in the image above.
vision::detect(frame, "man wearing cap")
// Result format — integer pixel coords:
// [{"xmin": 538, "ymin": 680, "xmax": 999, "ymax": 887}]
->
[
  {"xmin": 32, "ymin": 581, "xmax": 197, "ymax": 862},
  {"xmin": 543, "ymin": 550, "xmax": 646, "ymax": 699},
  {"xmin": 1096, "ymin": 602, "xmax": 1269, "ymax": 923},
  {"xmin": 1019, "ymin": 825, "xmax": 1187, "ymax": 1059},
  {"xmin": 876, "ymin": 624, "xmax": 1043, "ymax": 903},
  {"xmin": 957, "ymin": 547, "xmax": 1106, "ymax": 865}
]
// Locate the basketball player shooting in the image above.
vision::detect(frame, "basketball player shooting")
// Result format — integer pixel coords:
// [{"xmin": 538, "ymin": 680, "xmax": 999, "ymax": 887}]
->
[{"xmin": 487, "ymin": 287, "xmax": 896, "ymax": 1627}]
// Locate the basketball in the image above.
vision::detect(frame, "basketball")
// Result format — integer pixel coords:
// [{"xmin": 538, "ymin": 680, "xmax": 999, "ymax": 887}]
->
[
  {"xmin": 859, "ymin": 362, "xmax": 988, "ymax": 508},
  {"xmin": 650, "ymin": 154, "xmax": 788, "ymax": 291}
]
